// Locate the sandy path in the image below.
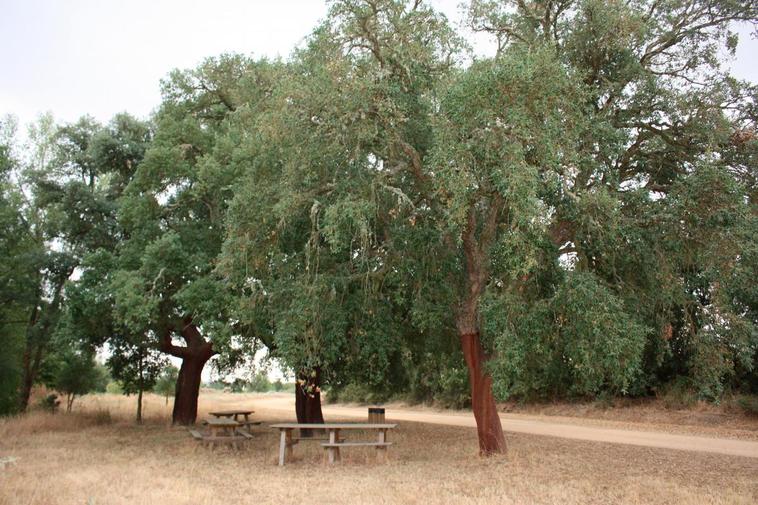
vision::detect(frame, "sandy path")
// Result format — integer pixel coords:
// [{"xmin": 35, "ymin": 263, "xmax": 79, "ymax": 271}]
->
[{"xmin": 252, "ymin": 395, "xmax": 758, "ymax": 459}]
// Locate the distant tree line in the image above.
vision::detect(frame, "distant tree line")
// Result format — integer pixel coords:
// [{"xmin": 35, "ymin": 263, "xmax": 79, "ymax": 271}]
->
[{"xmin": 1, "ymin": 0, "xmax": 756, "ymax": 455}]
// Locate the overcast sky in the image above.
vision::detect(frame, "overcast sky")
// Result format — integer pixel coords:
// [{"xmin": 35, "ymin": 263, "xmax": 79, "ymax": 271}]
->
[{"xmin": 1, "ymin": 0, "xmax": 756, "ymax": 130}]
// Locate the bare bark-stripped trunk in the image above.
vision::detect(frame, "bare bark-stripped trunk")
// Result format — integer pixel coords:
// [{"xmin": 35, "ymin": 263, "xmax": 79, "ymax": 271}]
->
[
  {"xmin": 160, "ymin": 317, "xmax": 215, "ymax": 426},
  {"xmin": 295, "ymin": 367, "xmax": 325, "ymax": 437},
  {"xmin": 459, "ymin": 329, "xmax": 506, "ymax": 454},
  {"xmin": 456, "ymin": 201, "xmax": 507, "ymax": 456}
]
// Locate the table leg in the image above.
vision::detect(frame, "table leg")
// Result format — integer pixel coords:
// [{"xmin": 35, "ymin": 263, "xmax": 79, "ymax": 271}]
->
[
  {"xmin": 377, "ymin": 429, "xmax": 387, "ymax": 463},
  {"xmin": 285, "ymin": 429, "xmax": 294, "ymax": 460},
  {"xmin": 326, "ymin": 429, "xmax": 341, "ymax": 464},
  {"xmin": 278, "ymin": 430, "xmax": 287, "ymax": 466}
]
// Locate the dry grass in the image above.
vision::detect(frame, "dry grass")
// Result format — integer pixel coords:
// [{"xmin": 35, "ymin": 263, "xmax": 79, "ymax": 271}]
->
[{"xmin": 1, "ymin": 392, "xmax": 756, "ymax": 505}]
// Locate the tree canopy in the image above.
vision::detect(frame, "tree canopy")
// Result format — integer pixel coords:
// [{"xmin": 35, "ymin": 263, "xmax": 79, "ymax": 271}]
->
[{"xmin": 2, "ymin": 0, "xmax": 756, "ymax": 458}]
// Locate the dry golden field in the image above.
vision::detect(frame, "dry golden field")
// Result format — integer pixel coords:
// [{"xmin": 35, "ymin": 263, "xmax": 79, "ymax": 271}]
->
[{"xmin": 1, "ymin": 392, "xmax": 757, "ymax": 505}]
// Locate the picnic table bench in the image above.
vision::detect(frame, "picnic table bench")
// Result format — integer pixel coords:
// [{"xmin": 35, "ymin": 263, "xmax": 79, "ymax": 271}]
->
[
  {"xmin": 270, "ymin": 423, "xmax": 397, "ymax": 466},
  {"xmin": 190, "ymin": 418, "xmax": 251, "ymax": 450}
]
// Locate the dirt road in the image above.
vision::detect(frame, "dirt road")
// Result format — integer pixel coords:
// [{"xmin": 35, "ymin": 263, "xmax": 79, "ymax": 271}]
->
[{"xmin": 252, "ymin": 395, "xmax": 758, "ymax": 459}]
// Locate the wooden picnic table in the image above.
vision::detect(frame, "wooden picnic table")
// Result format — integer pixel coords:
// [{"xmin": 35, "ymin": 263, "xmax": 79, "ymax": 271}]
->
[
  {"xmin": 190, "ymin": 418, "xmax": 251, "ymax": 450},
  {"xmin": 270, "ymin": 423, "xmax": 397, "ymax": 466},
  {"xmin": 209, "ymin": 409, "xmax": 254, "ymax": 422},
  {"xmin": 209, "ymin": 409, "xmax": 260, "ymax": 433}
]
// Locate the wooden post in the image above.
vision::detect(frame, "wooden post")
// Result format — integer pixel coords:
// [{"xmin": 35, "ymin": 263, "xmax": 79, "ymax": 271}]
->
[
  {"xmin": 326, "ymin": 428, "xmax": 341, "ymax": 464},
  {"xmin": 376, "ymin": 429, "xmax": 387, "ymax": 463},
  {"xmin": 278, "ymin": 430, "xmax": 287, "ymax": 466}
]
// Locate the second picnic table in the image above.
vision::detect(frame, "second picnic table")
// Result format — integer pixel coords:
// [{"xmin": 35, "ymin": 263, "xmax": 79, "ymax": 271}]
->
[
  {"xmin": 209, "ymin": 409, "xmax": 258, "ymax": 432},
  {"xmin": 198, "ymin": 417, "xmax": 251, "ymax": 449},
  {"xmin": 270, "ymin": 423, "xmax": 397, "ymax": 466}
]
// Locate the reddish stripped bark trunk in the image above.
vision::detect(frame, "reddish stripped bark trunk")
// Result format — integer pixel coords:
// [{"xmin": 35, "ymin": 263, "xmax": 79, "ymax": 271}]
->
[
  {"xmin": 160, "ymin": 317, "xmax": 215, "ymax": 425},
  {"xmin": 295, "ymin": 367, "xmax": 325, "ymax": 437},
  {"xmin": 460, "ymin": 331, "xmax": 506, "ymax": 455}
]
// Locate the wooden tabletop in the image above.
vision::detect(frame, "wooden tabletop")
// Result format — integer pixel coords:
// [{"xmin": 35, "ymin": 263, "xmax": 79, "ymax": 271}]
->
[
  {"xmin": 209, "ymin": 410, "xmax": 254, "ymax": 416},
  {"xmin": 206, "ymin": 418, "xmax": 240, "ymax": 427},
  {"xmin": 270, "ymin": 423, "xmax": 397, "ymax": 429}
]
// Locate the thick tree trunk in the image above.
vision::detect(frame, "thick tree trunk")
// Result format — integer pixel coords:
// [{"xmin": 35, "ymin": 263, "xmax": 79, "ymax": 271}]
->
[
  {"xmin": 460, "ymin": 331, "xmax": 507, "ymax": 455},
  {"xmin": 295, "ymin": 367, "xmax": 325, "ymax": 438},
  {"xmin": 172, "ymin": 354, "xmax": 210, "ymax": 425},
  {"xmin": 160, "ymin": 318, "xmax": 216, "ymax": 426}
]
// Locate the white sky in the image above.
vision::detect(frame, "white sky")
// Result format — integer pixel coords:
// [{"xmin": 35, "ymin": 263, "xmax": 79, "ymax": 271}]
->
[{"xmin": 2, "ymin": 0, "xmax": 756, "ymax": 129}]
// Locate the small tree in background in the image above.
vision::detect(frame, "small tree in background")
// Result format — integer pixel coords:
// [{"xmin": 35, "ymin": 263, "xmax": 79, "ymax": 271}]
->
[
  {"xmin": 55, "ymin": 352, "xmax": 107, "ymax": 412},
  {"xmin": 153, "ymin": 365, "xmax": 179, "ymax": 405},
  {"xmin": 107, "ymin": 338, "xmax": 167, "ymax": 422},
  {"xmin": 248, "ymin": 372, "xmax": 272, "ymax": 393}
]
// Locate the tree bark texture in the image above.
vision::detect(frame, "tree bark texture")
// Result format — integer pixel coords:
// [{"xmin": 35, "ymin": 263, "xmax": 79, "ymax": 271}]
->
[
  {"xmin": 460, "ymin": 331, "xmax": 507, "ymax": 455},
  {"xmin": 160, "ymin": 318, "xmax": 215, "ymax": 425},
  {"xmin": 172, "ymin": 354, "xmax": 210, "ymax": 425},
  {"xmin": 295, "ymin": 367, "xmax": 325, "ymax": 438}
]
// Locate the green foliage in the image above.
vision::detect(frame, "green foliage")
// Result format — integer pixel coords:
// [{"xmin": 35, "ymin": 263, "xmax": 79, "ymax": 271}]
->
[
  {"xmin": 106, "ymin": 381, "xmax": 123, "ymax": 394},
  {"xmin": 153, "ymin": 365, "xmax": 179, "ymax": 402},
  {"xmin": 3, "ymin": 0, "xmax": 758, "ymax": 415},
  {"xmin": 247, "ymin": 372, "xmax": 273, "ymax": 393},
  {"xmin": 0, "ymin": 329, "xmax": 23, "ymax": 416},
  {"xmin": 106, "ymin": 337, "xmax": 167, "ymax": 399},
  {"xmin": 485, "ymin": 272, "xmax": 647, "ymax": 400},
  {"xmin": 54, "ymin": 353, "xmax": 108, "ymax": 411},
  {"xmin": 39, "ymin": 393, "xmax": 61, "ymax": 413},
  {"xmin": 736, "ymin": 395, "xmax": 758, "ymax": 416},
  {"xmin": 406, "ymin": 352, "xmax": 472, "ymax": 409}
]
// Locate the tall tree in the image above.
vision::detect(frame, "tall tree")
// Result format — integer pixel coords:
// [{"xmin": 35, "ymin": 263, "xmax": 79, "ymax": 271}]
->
[
  {"xmin": 0, "ymin": 115, "xmax": 32, "ymax": 415},
  {"xmin": 467, "ymin": 0, "xmax": 758, "ymax": 399},
  {"xmin": 111, "ymin": 55, "xmax": 278, "ymax": 424}
]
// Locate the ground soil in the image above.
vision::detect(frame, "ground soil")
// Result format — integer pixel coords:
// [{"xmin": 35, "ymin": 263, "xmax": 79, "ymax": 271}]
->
[{"xmin": 0, "ymin": 392, "xmax": 756, "ymax": 505}]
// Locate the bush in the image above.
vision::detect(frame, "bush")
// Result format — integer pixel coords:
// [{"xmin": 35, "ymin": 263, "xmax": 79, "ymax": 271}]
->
[
  {"xmin": 106, "ymin": 381, "xmax": 123, "ymax": 394},
  {"xmin": 247, "ymin": 373, "xmax": 272, "ymax": 393},
  {"xmin": 658, "ymin": 377, "xmax": 699, "ymax": 409},
  {"xmin": 55, "ymin": 353, "xmax": 107, "ymax": 412},
  {"xmin": 486, "ymin": 271, "xmax": 647, "ymax": 401},
  {"xmin": 736, "ymin": 395, "xmax": 758, "ymax": 416},
  {"xmin": 406, "ymin": 352, "xmax": 471, "ymax": 409},
  {"xmin": 39, "ymin": 394, "xmax": 61, "ymax": 414},
  {"xmin": 153, "ymin": 365, "xmax": 178, "ymax": 403}
]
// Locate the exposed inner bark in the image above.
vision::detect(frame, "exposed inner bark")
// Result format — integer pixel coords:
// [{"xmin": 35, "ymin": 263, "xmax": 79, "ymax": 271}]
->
[
  {"xmin": 460, "ymin": 331, "xmax": 507, "ymax": 455},
  {"xmin": 295, "ymin": 367, "xmax": 325, "ymax": 438},
  {"xmin": 160, "ymin": 317, "xmax": 215, "ymax": 425}
]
